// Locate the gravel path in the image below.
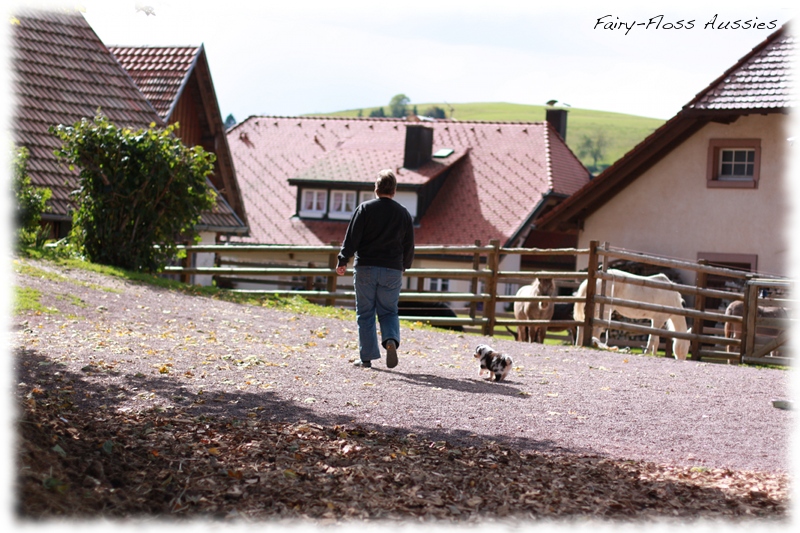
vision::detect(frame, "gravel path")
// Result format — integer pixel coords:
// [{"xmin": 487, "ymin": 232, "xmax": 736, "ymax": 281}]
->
[{"xmin": 12, "ymin": 258, "xmax": 793, "ymax": 474}]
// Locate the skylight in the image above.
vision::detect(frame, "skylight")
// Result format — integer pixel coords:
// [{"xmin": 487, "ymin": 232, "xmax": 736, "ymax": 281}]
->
[{"xmin": 432, "ymin": 148, "xmax": 454, "ymax": 158}]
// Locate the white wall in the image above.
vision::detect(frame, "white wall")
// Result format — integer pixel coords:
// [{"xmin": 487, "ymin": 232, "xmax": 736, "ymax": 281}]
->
[
  {"xmin": 577, "ymin": 113, "xmax": 789, "ymax": 281},
  {"xmin": 192, "ymin": 232, "xmax": 218, "ymax": 286}
]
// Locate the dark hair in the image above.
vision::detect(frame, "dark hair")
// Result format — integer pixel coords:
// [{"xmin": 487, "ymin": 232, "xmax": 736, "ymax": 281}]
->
[{"xmin": 375, "ymin": 169, "xmax": 397, "ymax": 196}]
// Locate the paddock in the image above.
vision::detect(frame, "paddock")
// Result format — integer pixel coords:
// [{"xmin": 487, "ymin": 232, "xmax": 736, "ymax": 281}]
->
[{"xmin": 163, "ymin": 240, "xmax": 794, "ymax": 366}]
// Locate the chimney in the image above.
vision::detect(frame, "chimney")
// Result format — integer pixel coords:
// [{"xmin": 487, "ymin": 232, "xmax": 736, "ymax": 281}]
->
[
  {"xmin": 546, "ymin": 108, "xmax": 568, "ymax": 140},
  {"xmin": 404, "ymin": 124, "xmax": 434, "ymax": 169}
]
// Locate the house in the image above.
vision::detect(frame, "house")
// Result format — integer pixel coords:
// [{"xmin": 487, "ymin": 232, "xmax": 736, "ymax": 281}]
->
[
  {"xmin": 535, "ymin": 23, "xmax": 795, "ymax": 288},
  {"xmin": 108, "ymin": 45, "xmax": 248, "ymax": 235},
  {"xmin": 11, "ymin": 8, "xmax": 163, "ymax": 240},
  {"xmin": 109, "ymin": 45, "xmax": 249, "ymax": 282},
  {"xmin": 10, "ymin": 8, "xmax": 246, "ymax": 266},
  {"xmin": 222, "ymin": 113, "xmax": 591, "ymax": 304}
]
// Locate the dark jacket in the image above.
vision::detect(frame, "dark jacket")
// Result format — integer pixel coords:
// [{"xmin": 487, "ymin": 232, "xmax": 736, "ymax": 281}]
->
[{"xmin": 337, "ymin": 197, "xmax": 414, "ymax": 271}]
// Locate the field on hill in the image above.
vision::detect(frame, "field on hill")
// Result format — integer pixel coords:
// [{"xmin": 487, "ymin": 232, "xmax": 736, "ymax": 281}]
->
[{"xmin": 311, "ymin": 102, "xmax": 665, "ymax": 173}]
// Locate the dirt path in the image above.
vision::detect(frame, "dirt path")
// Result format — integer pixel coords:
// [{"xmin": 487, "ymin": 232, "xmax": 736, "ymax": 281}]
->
[{"xmin": 12, "ymin": 258, "xmax": 793, "ymax": 474}]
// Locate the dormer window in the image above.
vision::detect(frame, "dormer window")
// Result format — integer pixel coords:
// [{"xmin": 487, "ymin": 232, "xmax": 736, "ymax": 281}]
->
[
  {"xmin": 295, "ymin": 186, "xmax": 418, "ymax": 221},
  {"xmin": 300, "ymin": 189, "xmax": 326, "ymax": 218}
]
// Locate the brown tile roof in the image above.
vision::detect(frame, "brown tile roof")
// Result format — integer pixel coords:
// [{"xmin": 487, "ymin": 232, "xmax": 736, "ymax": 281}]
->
[
  {"xmin": 107, "ymin": 46, "xmax": 200, "ymax": 120},
  {"xmin": 685, "ymin": 23, "xmax": 795, "ymax": 112},
  {"xmin": 227, "ymin": 116, "xmax": 590, "ymax": 246},
  {"xmin": 199, "ymin": 184, "xmax": 247, "ymax": 232},
  {"xmin": 10, "ymin": 10, "xmax": 243, "ymax": 234},
  {"xmin": 11, "ymin": 8, "xmax": 164, "ymax": 220},
  {"xmin": 536, "ymin": 23, "xmax": 795, "ymax": 232}
]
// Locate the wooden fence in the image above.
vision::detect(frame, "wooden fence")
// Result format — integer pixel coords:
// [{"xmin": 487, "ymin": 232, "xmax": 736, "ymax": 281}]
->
[{"xmin": 163, "ymin": 241, "xmax": 793, "ymax": 366}]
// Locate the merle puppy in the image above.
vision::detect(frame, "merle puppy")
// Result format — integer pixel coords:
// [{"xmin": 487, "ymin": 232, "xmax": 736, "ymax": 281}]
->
[{"xmin": 474, "ymin": 344, "xmax": 512, "ymax": 382}]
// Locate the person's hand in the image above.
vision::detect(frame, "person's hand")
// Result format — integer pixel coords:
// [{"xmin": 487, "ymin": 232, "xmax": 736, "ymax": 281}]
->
[{"xmin": 336, "ymin": 265, "xmax": 346, "ymax": 276}]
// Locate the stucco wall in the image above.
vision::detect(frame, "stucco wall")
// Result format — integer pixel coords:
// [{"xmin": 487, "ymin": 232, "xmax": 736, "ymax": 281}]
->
[{"xmin": 577, "ymin": 113, "xmax": 789, "ymax": 281}]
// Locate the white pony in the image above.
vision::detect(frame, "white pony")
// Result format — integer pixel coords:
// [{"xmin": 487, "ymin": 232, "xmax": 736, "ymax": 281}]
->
[{"xmin": 573, "ymin": 269, "xmax": 690, "ymax": 360}]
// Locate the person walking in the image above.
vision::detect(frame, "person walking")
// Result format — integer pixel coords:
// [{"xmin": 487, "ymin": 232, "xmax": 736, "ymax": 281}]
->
[{"xmin": 336, "ymin": 169, "xmax": 415, "ymax": 368}]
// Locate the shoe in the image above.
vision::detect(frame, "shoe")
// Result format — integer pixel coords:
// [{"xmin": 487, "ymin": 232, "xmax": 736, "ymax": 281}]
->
[
  {"xmin": 385, "ymin": 340, "xmax": 398, "ymax": 369},
  {"xmin": 353, "ymin": 360, "xmax": 372, "ymax": 368}
]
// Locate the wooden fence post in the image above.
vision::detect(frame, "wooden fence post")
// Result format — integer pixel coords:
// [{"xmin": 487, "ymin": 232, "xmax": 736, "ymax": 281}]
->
[
  {"xmin": 181, "ymin": 244, "xmax": 193, "ymax": 285},
  {"xmin": 690, "ymin": 260, "xmax": 707, "ymax": 361},
  {"xmin": 470, "ymin": 240, "xmax": 481, "ymax": 321},
  {"xmin": 305, "ymin": 262, "xmax": 315, "ymax": 291},
  {"xmin": 483, "ymin": 239, "xmax": 500, "ymax": 336},
  {"xmin": 742, "ymin": 277, "xmax": 758, "ymax": 362},
  {"xmin": 326, "ymin": 242, "xmax": 338, "ymax": 307},
  {"xmin": 582, "ymin": 241, "xmax": 599, "ymax": 347}
]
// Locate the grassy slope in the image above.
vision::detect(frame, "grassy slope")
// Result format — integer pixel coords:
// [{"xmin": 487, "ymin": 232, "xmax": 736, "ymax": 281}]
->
[{"xmin": 309, "ymin": 102, "xmax": 665, "ymax": 171}]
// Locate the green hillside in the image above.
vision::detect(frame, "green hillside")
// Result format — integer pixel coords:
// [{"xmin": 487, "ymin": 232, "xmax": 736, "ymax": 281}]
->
[{"xmin": 309, "ymin": 102, "xmax": 665, "ymax": 173}]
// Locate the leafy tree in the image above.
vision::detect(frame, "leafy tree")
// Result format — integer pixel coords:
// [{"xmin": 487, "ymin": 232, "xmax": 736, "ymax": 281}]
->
[
  {"xmin": 357, "ymin": 109, "xmax": 363, "ymax": 117},
  {"xmin": 389, "ymin": 94, "xmax": 410, "ymax": 118},
  {"xmin": 423, "ymin": 106, "xmax": 446, "ymax": 119},
  {"xmin": 12, "ymin": 145, "xmax": 52, "ymax": 248},
  {"xmin": 50, "ymin": 113, "xmax": 216, "ymax": 272},
  {"xmin": 368, "ymin": 107, "xmax": 386, "ymax": 118},
  {"xmin": 578, "ymin": 131, "xmax": 609, "ymax": 171},
  {"xmin": 223, "ymin": 114, "xmax": 236, "ymax": 129}
]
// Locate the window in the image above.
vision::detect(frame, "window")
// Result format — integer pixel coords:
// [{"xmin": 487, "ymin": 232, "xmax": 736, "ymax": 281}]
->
[
  {"xmin": 719, "ymin": 149, "xmax": 755, "ymax": 179},
  {"xmin": 707, "ymin": 139, "xmax": 761, "ymax": 189},
  {"xmin": 429, "ymin": 278, "xmax": 449, "ymax": 292},
  {"xmin": 329, "ymin": 190, "xmax": 357, "ymax": 219},
  {"xmin": 300, "ymin": 189, "xmax": 326, "ymax": 218},
  {"xmin": 359, "ymin": 190, "xmax": 374, "ymax": 205}
]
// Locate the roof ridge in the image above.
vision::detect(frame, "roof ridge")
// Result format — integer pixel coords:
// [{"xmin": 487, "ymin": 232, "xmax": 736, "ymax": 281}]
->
[
  {"xmin": 108, "ymin": 45, "xmax": 202, "ymax": 50},
  {"xmin": 248, "ymin": 115, "xmax": 549, "ymax": 126}
]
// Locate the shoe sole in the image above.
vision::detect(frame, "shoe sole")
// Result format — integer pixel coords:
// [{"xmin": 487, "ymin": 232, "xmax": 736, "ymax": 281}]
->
[{"xmin": 386, "ymin": 343, "xmax": 398, "ymax": 368}]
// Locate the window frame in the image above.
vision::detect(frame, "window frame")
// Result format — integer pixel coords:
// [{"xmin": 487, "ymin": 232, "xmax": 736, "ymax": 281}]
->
[
  {"xmin": 299, "ymin": 189, "xmax": 327, "ymax": 218},
  {"xmin": 706, "ymin": 139, "xmax": 761, "ymax": 189},
  {"xmin": 328, "ymin": 190, "xmax": 358, "ymax": 220}
]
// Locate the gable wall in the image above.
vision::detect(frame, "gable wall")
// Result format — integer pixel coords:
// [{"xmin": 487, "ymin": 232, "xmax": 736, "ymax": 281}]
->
[{"xmin": 576, "ymin": 113, "xmax": 790, "ymax": 280}]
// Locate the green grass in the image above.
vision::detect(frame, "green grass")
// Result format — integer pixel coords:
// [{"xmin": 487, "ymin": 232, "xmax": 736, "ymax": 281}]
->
[
  {"xmin": 14, "ymin": 249, "xmax": 358, "ymax": 322},
  {"xmin": 307, "ymin": 102, "xmax": 665, "ymax": 172},
  {"xmin": 14, "ymin": 287, "xmax": 55, "ymax": 314}
]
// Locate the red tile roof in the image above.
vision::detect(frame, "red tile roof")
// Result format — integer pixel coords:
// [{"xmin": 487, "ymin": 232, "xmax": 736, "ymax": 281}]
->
[
  {"xmin": 685, "ymin": 23, "xmax": 795, "ymax": 112},
  {"xmin": 107, "ymin": 46, "xmax": 200, "ymax": 120},
  {"xmin": 11, "ymin": 8, "xmax": 164, "ymax": 220},
  {"xmin": 227, "ymin": 116, "xmax": 590, "ymax": 246}
]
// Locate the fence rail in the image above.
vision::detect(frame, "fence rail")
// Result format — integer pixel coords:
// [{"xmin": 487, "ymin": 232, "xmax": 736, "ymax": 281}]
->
[{"xmin": 167, "ymin": 240, "xmax": 792, "ymax": 365}]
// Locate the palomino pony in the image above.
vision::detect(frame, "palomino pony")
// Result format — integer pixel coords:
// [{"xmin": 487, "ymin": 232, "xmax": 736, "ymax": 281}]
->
[
  {"xmin": 573, "ymin": 269, "xmax": 691, "ymax": 360},
  {"xmin": 513, "ymin": 278, "xmax": 555, "ymax": 343}
]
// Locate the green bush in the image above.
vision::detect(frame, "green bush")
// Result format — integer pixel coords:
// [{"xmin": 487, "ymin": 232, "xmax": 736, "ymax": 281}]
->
[
  {"xmin": 50, "ymin": 113, "xmax": 216, "ymax": 272},
  {"xmin": 13, "ymin": 146, "xmax": 52, "ymax": 248}
]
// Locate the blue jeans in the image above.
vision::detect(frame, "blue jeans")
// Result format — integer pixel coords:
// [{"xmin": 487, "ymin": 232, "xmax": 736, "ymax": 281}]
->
[{"xmin": 353, "ymin": 266, "xmax": 402, "ymax": 361}]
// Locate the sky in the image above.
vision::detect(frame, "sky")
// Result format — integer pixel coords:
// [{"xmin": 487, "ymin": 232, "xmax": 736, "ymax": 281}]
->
[{"xmin": 6, "ymin": 0, "xmax": 788, "ymax": 122}]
